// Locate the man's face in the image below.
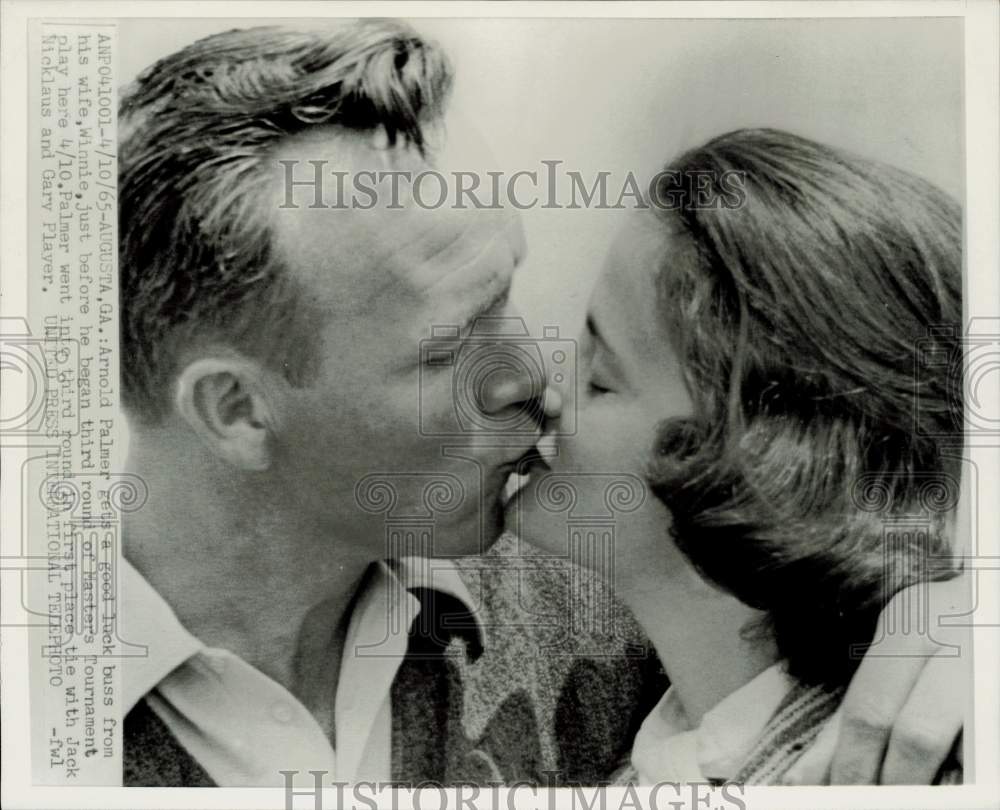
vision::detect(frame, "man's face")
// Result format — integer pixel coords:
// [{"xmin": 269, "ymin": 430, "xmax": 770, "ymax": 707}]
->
[{"xmin": 264, "ymin": 122, "xmax": 545, "ymax": 558}]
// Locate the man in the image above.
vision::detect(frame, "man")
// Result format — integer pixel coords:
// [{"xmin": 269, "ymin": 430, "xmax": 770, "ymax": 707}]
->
[
  {"xmin": 120, "ymin": 21, "xmax": 643, "ymax": 786},
  {"xmin": 118, "ymin": 20, "xmax": 966, "ymax": 787}
]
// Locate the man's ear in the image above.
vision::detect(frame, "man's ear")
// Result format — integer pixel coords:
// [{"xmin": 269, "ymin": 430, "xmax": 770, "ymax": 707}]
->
[{"xmin": 174, "ymin": 357, "xmax": 275, "ymax": 471}]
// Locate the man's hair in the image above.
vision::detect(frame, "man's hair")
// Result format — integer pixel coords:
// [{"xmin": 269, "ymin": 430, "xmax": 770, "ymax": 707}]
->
[
  {"xmin": 119, "ymin": 22, "xmax": 452, "ymax": 422},
  {"xmin": 649, "ymin": 128, "xmax": 963, "ymax": 689}
]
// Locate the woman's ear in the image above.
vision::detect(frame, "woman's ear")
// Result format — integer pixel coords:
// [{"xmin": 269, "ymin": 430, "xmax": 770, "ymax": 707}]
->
[{"xmin": 174, "ymin": 357, "xmax": 274, "ymax": 471}]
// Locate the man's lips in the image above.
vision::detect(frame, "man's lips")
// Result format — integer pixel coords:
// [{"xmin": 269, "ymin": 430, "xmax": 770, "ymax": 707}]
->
[
  {"xmin": 495, "ymin": 443, "xmax": 549, "ymax": 479},
  {"xmin": 512, "ymin": 445, "xmax": 551, "ymax": 476},
  {"xmin": 496, "ymin": 444, "xmax": 553, "ymax": 505}
]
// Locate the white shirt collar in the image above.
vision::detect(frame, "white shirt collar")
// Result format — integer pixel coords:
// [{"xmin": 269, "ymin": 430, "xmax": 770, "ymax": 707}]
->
[
  {"xmin": 631, "ymin": 662, "xmax": 796, "ymax": 784},
  {"xmin": 121, "ymin": 557, "xmax": 203, "ymax": 714},
  {"xmin": 121, "ymin": 553, "xmax": 481, "ymax": 733}
]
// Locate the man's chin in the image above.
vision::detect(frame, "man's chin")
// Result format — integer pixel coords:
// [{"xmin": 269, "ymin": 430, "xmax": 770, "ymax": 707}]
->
[
  {"xmin": 431, "ymin": 502, "xmax": 505, "ymax": 557},
  {"xmin": 502, "ymin": 472, "xmax": 539, "ymax": 543},
  {"xmin": 476, "ymin": 495, "xmax": 506, "ymax": 553}
]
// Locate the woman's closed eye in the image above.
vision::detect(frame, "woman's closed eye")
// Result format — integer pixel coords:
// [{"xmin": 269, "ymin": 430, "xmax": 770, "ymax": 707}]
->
[
  {"xmin": 587, "ymin": 372, "xmax": 614, "ymax": 396},
  {"xmin": 583, "ymin": 314, "xmax": 623, "ymax": 396},
  {"xmin": 586, "ymin": 344, "xmax": 621, "ymax": 396}
]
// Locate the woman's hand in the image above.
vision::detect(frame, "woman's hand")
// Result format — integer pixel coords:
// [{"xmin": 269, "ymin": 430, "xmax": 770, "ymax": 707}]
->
[{"xmin": 783, "ymin": 573, "xmax": 971, "ymax": 784}]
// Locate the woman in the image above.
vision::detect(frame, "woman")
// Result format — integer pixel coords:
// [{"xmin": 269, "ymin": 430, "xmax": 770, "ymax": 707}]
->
[{"xmin": 507, "ymin": 128, "xmax": 963, "ymax": 784}]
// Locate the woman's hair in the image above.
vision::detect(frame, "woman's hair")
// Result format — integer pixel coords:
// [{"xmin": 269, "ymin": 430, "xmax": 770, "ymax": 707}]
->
[{"xmin": 649, "ymin": 128, "xmax": 963, "ymax": 689}]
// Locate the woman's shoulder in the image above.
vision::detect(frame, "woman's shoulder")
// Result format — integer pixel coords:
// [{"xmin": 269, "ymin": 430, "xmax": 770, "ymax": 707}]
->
[
  {"xmin": 734, "ymin": 681, "xmax": 844, "ymax": 784},
  {"xmin": 736, "ymin": 682, "xmax": 963, "ymax": 786}
]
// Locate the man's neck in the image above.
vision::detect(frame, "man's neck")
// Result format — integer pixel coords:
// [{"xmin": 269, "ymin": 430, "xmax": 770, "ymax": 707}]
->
[
  {"xmin": 620, "ymin": 567, "xmax": 778, "ymax": 728},
  {"xmin": 123, "ymin": 441, "xmax": 375, "ymax": 738}
]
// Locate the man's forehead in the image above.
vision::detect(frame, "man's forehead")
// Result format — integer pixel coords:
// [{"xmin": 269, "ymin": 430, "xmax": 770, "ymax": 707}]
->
[
  {"xmin": 276, "ymin": 167, "xmax": 526, "ymax": 326},
  {"xmin": 375, "ymin": 203, "xmax": 524, "ymax": 347},
  {"xmin": 267, "ymin": 130, "xmax": 524, "ymax": 313},
  {"xmin": 378, "ymin": 202, "xmax": 523, "ymax": 293}
]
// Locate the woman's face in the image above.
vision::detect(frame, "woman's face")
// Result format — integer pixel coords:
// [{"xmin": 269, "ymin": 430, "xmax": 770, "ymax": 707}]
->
[{"xmin": 506, "ymin": 213, "xmax": 697, "ymax": 585}]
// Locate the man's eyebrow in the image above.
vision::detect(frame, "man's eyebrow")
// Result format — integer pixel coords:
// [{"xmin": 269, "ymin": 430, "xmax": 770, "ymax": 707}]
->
[{"xmin": 457, "ymin": 283, "xmax": 510, "ymax": 335}]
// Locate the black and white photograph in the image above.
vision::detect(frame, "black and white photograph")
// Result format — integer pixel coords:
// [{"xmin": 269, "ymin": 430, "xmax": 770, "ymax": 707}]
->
[{"xmin": 1, "ymin": 3, "xmax": 998, "ymax": 810}]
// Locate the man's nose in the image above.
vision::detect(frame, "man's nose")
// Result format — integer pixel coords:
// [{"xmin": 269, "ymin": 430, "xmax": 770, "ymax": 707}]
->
[
  {"xmin": 476, "ymin": 362, "xmax": 545, "ymax": 421},
  {"xmin": 476, "ymin": 359, "xmax": 563, "ymax": 428},
  {"xmin": 542, "ymin": 384, "xmax": 563, "ymax": 422}
]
